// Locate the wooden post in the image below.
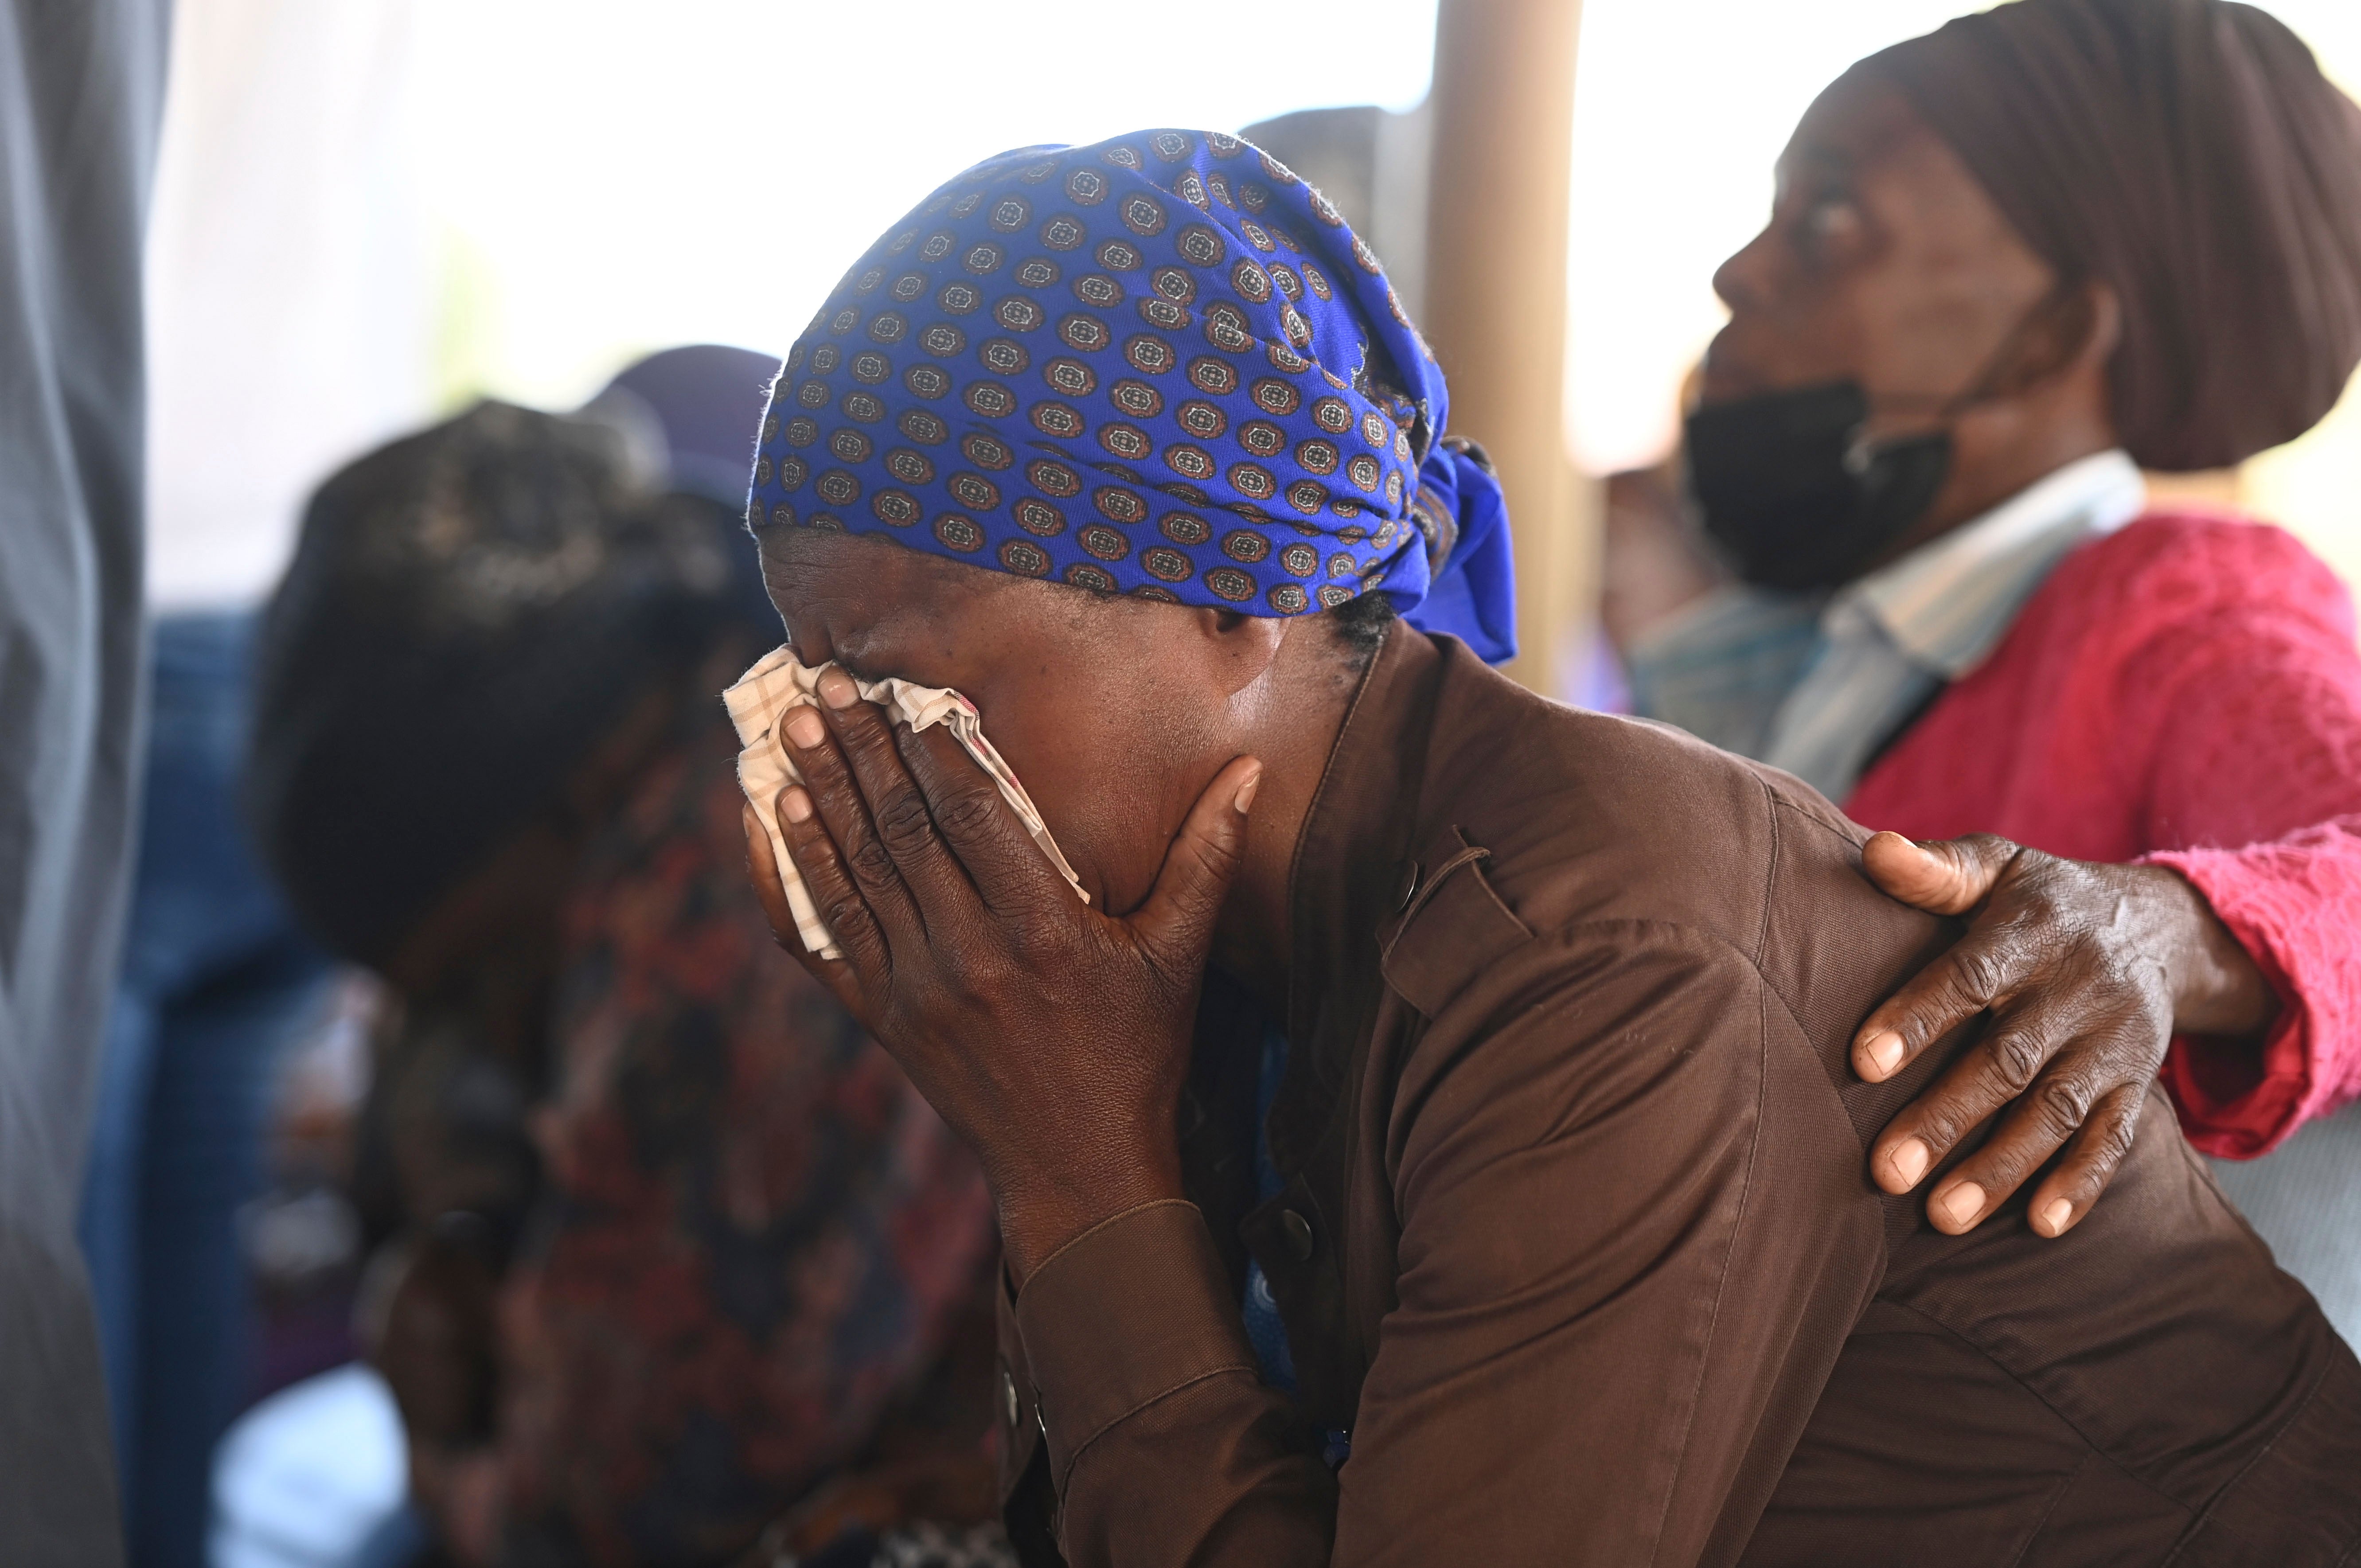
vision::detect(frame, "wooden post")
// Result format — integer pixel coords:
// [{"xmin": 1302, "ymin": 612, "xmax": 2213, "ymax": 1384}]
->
[{"xmin": 1421, "ymin": 0, "xmax": 1595, "ymax": 698}]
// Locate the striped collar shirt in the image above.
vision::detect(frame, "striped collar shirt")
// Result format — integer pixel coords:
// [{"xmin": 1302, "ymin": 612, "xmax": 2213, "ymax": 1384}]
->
[{"xmin": 1627, "ymin": 449, "xmax": 2148, "ymax": 802}]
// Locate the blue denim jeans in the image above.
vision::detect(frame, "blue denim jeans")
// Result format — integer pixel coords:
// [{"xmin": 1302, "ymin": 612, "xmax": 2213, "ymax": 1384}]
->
[{"xmin": 78, "ymin": 612, "xmax": 332, "ymax": 1568}]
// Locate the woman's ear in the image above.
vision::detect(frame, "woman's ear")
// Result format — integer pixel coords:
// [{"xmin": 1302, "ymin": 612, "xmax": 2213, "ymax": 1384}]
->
[
  {"xmin": 1999, "ymin": 280, "xmax": 2121, "ymax": 397},
  {"xmin": 2077, "ymin": 281, "xmax": 2123, "ymax": 372},
  {"xmin": 1198, "ymin": 608, "xmax": 1289, "ymax": 698}
]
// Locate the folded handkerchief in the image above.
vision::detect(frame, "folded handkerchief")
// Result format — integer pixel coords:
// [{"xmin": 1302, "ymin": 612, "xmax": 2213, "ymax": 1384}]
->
[{"xmin": 724, "ymin": 645, "xmax": 1088, "ymax": 958}]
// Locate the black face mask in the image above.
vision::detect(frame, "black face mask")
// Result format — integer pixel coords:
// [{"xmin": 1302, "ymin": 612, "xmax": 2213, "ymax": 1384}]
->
[{"xmin": 1683, "ymin": 380, "xmax": 1951, "ymax": 593}]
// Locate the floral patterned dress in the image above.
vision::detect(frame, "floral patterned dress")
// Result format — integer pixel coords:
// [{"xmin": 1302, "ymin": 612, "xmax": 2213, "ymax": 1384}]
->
[{"xmin": 486, "ymin": 713, "xmax": 997, "ymax": 1566}]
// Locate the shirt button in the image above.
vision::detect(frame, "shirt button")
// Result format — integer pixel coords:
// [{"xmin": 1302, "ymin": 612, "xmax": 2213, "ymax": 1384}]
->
[
  {"xmin": 1280, "ymin": 1208, "xmax": 1316, "ymax": 1261},
  {"xmin": 1000, "ymin": 1366, "xmax": 1020, "ymax": 1428}
]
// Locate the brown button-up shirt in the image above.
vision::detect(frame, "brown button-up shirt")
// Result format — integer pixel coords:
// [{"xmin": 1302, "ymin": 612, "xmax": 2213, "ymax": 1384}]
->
[{"xmin": 994, "ymin": 628, "xmax": 2361, "ymax": 1566}]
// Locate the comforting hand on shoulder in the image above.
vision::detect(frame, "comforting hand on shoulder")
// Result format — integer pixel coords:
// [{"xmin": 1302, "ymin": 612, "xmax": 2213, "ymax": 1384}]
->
[
  {"xmin": 1852, "ymin": 831, "xmax": 2279, "ymax": 1237},
  {"xmin": 739, "ymin": 663, "xmax": 1262, "ymax": 1284}
]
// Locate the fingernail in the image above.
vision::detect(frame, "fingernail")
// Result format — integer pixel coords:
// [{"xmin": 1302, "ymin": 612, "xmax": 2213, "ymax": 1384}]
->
[
  {"xmin": 1862, "ymin": 1030, "xmax": 1904, "ymax": 1079},
  {"xmin": 780, "ymin": 786, "xmax": 814, "ymax": 824},
  {"xmin": 1937, "ymin": 1182, "xmax": 1986, "ymax": 1228},
  {"xmin": 785, "ymin": 709, "xmax": 826, "ymax": 749},
  {"xmin": 1887, "ymin": 1138, "xmax": 1930, "ymax": 1189},
  {"xmin": 2040, "ymin": 1197, "xmax": 2073, "ymax": 1236},
  {"xmin": 1233, "ymin": 765, "xmax": 1262, "ymax": 815},
  {"xmin": 817, "ymin": 667, "xmax": 859, "ymax": 710}
]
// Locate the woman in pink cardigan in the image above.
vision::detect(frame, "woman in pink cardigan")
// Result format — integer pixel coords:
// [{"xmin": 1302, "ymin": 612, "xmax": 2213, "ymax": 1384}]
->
[{"xmin": 1615, "ymin": 0, "xmax": 2361, "ymax": 1321}]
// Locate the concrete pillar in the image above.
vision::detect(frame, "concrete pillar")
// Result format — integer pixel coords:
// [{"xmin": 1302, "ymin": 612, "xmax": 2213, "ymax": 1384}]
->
[{"xmin": 1421, "ymin": 0, "xmax": 1596, "ymax": 698}]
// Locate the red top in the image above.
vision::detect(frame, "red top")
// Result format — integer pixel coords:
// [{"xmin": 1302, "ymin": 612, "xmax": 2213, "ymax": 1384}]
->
[{"xmin": 1847, "ymin": 512, "xmax": 2361, "ymax": 1157}]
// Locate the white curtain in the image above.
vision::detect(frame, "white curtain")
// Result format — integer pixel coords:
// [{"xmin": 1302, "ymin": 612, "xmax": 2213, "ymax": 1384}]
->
[{"xmin": 143, "ymin": 0, "xmax": 435, "ymax": 611}]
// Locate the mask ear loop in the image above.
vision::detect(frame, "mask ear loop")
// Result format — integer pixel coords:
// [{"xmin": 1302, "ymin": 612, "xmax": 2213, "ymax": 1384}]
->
[
  {"xmin": 1843, "ymin": 280, "xmax": 2088, "ymax": 472},
  {"xmin": 1944, "ymin": 278, "xmax": 2093, "ymax": 414}
]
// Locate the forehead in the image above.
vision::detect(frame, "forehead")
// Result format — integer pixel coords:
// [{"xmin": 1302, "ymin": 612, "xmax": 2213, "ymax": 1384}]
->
[
  {"xmin": 757, "ymin": 525, "xmax": 1094, "ymax": 660},
  {"xmin": 1775, "ymin": 73, "xmax": 1964, "ymax": 200},
  {"xmin": 1778, "ymin": 71, "xmax": 2041, "ymax": 270},
  {"xmin": 759, "ymin": 525, "xmax": 959, "ymax": 612}
]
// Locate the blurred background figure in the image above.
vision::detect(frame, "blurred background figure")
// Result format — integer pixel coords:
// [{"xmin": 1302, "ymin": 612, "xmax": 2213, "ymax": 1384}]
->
[
  {"xmin": 78, "ymin": 613, "xmax": 336, "ymax": 1568},
  {"xmin": 228, "ymin": 351, "xmax": 999, "ymax": 1568},
  {"xmin": 78, "ymin": 6, "xmax": 434, "ymax": 1564},
  {"xmin": 1605, "ymin": 0, "xmax": 2361, "ymax": 1339},
  {"xmin": 0, "ymin": 0, "xmax": 174, "ymax": 1562}
]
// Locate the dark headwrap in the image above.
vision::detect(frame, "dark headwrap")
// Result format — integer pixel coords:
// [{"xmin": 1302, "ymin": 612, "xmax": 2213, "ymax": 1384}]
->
[
  {"xmin": 745, "ymin": 129, "xmax": 1517, "ymax": 662},
  {"xmin": 247, "ymin": 394, "xmax": 773, "ymax": 967},
  {"xmin": 598, "ymin": 343, "xmax": 781, "ymax": 509},
  {"xmin": 1861, "ymin": 0, "xmax": 2361, "ymax": 471}
]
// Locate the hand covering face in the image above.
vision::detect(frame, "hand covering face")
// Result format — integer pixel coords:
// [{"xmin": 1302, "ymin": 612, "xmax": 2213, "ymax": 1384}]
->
[
  {"xmin": 1861, "ymin": 0, "xmax": 2361, "ymax": 471},
  {"xmin": 725, "ymin": 645, "xmax": 1086, "ymax": 959},
  {"xmin": 745, "ymin": 128, "xmax": 1518, "ymax": 662}
]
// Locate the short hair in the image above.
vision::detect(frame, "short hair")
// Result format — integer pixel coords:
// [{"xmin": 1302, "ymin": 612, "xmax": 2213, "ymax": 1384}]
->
[
  {"xmin": 1325, "ymin": 586, "xmax": 1398, "ymax": 658},
  {"xmin": 246, "ymin": 401, "xmax": 777, "ymax": 967}
]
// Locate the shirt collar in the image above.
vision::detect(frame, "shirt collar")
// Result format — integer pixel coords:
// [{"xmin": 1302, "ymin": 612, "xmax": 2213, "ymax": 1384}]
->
[{"xmin": 1832, "ymin": 449, "xmax": 2146, "ymax": 677}]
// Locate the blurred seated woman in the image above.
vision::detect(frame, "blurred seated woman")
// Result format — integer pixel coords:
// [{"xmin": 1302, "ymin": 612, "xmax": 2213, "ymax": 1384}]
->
[
  {"xmin": 1611, "ymin": 0, "xmax": 2361, "ymax": 1331},
  {"xmin": 245, "ymin": 353, "xmax": 1000, "ymax": 1568}
]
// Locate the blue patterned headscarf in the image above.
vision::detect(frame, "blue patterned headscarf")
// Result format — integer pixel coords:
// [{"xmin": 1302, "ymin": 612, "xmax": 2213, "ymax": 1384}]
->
[{"xmin": 745, "ymin": 128, "xmax": 1517, "ymax": 663}]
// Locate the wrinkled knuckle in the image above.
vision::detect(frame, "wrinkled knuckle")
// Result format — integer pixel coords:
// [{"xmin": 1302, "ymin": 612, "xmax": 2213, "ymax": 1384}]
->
[
  {"xmin": 2004, "ymin": 842, "xmax": 2056, "ymax": 880},
  {"xmin": 1914, "ymin": 983, "xmax": 1975, "ymax": 1036},
  {"xmin": 842, "ymin": 932, "xmax": 888, "ymax": 975},
  {"xmin": 846, "ymin": 835, "xmax": 899, "ymax": 887},
  {"xmin": 793, "ymin": 741, "xmax": 842, "ymax": 786},
  {"xmin": 841, "ymin": 712, "xmax": 895, "ymax": 755},
  {"xmin": 830, "ymin": 910, "xmax": 884, "ymax": 967},
  {"xmin": 2033, "ymin": 1074, "xmax": 2095, "ymax": 1131},
  {"xmin": 934, "ymin": 786, "xmax": 1002, "ymax": 842},
  {"xmin": 1911, "ymin": 1107, "xmax": 1969, "ymax": 1153},
  {"xmin": 1975, "ymin": 833, "xmax": 2032, "ymax": 872},
  {"xmin": 1963, "ymin": 943, "xmax": 2024, "ymax": 1000},
  {"xmin": 2088, "ymin": 1130, "xmax": 2137, "ymax": 1178},
  {"xmin": 873, "ymin": 790, "xmax": 937, "ymax": 855},
  {"xmin": 1987, "ymin": 1030, "xmax": 2051, "ymax": 1094},
  {"xmin": 817, "ymin": 882, "xmax": 867, "ymax": 931},
  {"xmin": 2094, "ymin": 1099, "xmax": 2145, "ymax": 1163},
  {"xmin": 1902, "ymin": 1092, "xmax": 1972, "ymax": 1149},
  {"xmin": 1975, "ymin": 1141, "xmax": 2035, "ymax": 1188}
]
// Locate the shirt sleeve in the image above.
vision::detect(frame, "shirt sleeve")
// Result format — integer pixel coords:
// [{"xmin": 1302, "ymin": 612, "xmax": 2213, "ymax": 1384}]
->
[
  {"xmin": 1009, "ymin": 924, "xmax": 1885, "ymax": 1566},
  {"xmin": 2119, "ymin": 532, "xmax": 2361, "ymax": 1156}
]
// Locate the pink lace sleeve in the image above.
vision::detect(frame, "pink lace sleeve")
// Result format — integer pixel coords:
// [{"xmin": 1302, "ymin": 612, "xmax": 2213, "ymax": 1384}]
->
[
  {"xmin": 2122, "ymin": 527, "xmax": 2361, "ymax": 1155},
  {"xmin": 2151, "ymin": 816, "xmax": 2361, "ymax": 1156}
]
